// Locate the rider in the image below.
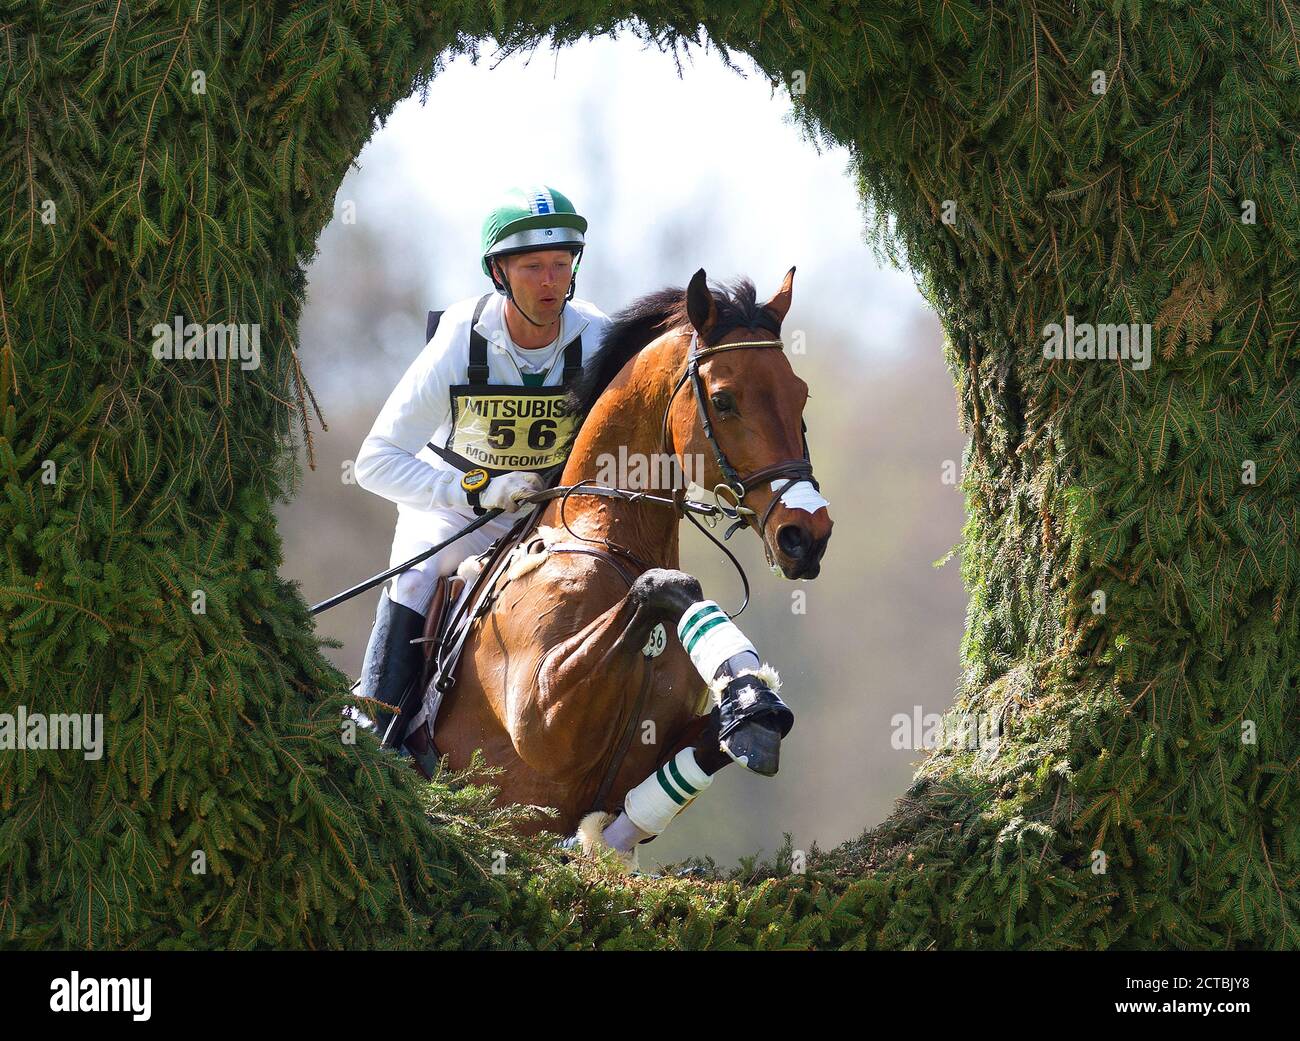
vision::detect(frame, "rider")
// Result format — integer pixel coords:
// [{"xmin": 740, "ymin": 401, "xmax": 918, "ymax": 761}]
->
[{"xmin": 353, "ymin": 184, "xmax": 613, "ymax": 751}]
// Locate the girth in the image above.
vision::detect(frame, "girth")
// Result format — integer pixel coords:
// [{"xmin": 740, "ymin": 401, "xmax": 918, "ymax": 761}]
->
[
  {"xmin": 540, "ymin": 541, "xmax": 656, "ymax": 814},
  {"xmin": 544, "ymin": 542, "xmax": 645, "ymax": 588}
]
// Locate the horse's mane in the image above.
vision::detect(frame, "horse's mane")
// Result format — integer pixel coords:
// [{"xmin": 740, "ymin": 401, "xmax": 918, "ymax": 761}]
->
[{"xmin": 566, "ymin": 276, "xmax": 781, "ymax": 416}]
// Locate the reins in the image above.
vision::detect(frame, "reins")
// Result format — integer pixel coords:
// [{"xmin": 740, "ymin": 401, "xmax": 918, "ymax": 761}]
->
[
  {"xmin": 525, "ymin": 477, "xmax": 754, "ymax": 616},
  {"xmin": 311, "ymin": 327, "xmax": 820, "ymax": 621}
]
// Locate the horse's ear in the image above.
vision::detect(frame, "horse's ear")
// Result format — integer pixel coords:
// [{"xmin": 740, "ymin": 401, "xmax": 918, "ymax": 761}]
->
[
  {"xmin": 685, "ymin": 268, "xmax": 717, "ymax": 339},
  {"xmin": 763, "ymin": 266, "xmax": 796, "ymax": 325}
]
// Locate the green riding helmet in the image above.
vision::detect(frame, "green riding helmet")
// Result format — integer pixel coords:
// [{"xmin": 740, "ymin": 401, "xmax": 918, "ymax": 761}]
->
[{"xmin": 480, "ymin": 185, "xmax": 586, "ymax": 300}]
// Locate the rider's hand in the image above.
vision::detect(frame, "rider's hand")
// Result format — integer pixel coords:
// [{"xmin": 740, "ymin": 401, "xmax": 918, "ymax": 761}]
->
[{"xmin": 479, "ymin": 471, "xmax": 545, "ymax": 513}]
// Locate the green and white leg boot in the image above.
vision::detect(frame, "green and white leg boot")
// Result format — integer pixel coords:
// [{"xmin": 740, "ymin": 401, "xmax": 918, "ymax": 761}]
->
[{"xmin": 677, "ymin": 600, "xmax": 793, "ymax": 775}]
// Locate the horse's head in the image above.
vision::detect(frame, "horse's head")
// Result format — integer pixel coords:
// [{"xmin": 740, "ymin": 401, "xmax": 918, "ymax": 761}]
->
[{"xmin": 664, "ymin": 267, "xmax": 833, "ymax": 580}]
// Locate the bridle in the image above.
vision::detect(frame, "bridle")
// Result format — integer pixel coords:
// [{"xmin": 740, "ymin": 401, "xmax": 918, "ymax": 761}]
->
[
  {"xmin": 527, "ymin": 324, "xmax": 823, "ymax": 617},
  {"xmin": 659, "ymin": 328, "xmax": 820, "ymax": 566}
]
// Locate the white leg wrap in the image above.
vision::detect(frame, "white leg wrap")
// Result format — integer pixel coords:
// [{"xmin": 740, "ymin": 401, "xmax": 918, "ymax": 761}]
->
[
  {"xmin": 623, "ymin": 748, "xmax": 713, "ymax": 836},
  {"xmin": 575, "ymin": 811, "xmax": 638, "ymax": 872},
  {"xmin": 601, "ymin": 812, "xmax": 651, "ymax": 853},
  {"xmin": 677, "ymin": 600, "xmax": 756, "ymax": 681}
]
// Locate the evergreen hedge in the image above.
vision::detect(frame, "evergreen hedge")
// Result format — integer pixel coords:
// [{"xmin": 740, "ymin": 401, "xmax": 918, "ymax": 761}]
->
[{"xmin": 1, "ymin": 1, "xmax": 1295, "ymax": 948}]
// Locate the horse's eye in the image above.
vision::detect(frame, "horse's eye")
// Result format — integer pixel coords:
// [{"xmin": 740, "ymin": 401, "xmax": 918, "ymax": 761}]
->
[{"xmin": 710, "ymin": 391, "xmax": 737, "ymax": 415}]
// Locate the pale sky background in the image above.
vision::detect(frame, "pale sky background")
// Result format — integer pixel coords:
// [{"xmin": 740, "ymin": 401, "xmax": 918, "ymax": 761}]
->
[
  {"xmin": 308, "ymin": 30, "xmax": 928, "ymax": 402},
  {"xmin": 290, "ymin": 30, "xmax": 966, "ymax": 869}
]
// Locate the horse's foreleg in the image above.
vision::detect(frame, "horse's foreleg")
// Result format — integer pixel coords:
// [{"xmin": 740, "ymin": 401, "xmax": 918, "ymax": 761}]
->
[
  {"xmin": 662, "ymin": 708, "xmax": 731, "ymax": 774},
  {"xmin": 624, "ymin": 572, "xmax": 793, "ymax": 777},
  {"xmin": 594, "ymin": 572, "xmax": 793, "ymax": 856},
  {"xmin": 511, "ymin": 594, "xmax": 654, "ymax": 779},
  {"xmin": 597, "ymin": 708, "xmax": 732, "ymax": 853}
]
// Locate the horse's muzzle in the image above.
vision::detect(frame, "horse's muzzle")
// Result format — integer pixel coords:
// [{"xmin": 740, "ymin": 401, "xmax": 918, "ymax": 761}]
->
[{"xmin": 775, "ymin": 522, "xmax": 830, "ymax": 579}]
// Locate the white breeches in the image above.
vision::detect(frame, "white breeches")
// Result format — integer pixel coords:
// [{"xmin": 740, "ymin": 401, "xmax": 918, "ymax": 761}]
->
[{"xmin": 386, "ymin": 503, "xmax": 519, "ymax": 614}]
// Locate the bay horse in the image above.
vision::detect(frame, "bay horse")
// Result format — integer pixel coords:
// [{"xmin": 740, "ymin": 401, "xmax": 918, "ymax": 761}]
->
[{"xmin": 427, "ymin": 268, "xmax": 832, "ymax": 862}]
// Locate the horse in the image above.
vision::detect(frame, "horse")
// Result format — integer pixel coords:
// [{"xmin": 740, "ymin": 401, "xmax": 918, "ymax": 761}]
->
[{"xmin": 426, "ymin": 267, "xmax": 833, "ymax": 855}]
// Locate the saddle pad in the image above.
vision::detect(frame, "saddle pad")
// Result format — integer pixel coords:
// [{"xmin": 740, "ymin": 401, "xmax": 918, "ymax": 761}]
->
[
  {"xmin": 502, "ymin": 524, "xmax": 565, "ymax": 583},
  {"xmin": 439, "ymin": 523, "xmax": 557, "ymax": 627}
]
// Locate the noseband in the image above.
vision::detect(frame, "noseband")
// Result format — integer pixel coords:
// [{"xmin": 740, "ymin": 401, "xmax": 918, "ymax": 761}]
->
[{"xmin": 659, "ymin": 330, "xmax": 821, "ymax": 567}]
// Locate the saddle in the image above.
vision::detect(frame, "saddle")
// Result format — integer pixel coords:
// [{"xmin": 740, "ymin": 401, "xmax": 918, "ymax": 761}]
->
[
  {"xmin": 398, "ymin": 481, "xmax": 657, "ymax": 781},
  {"xmin": 400, "ymin": 504, "xmax": 546, "ymax": 775}
]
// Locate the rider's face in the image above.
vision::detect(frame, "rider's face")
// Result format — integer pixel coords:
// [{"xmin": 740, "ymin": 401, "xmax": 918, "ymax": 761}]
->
[{"xmin": 499, "ymin": 250, "xmax": 574, "ymax": 323}]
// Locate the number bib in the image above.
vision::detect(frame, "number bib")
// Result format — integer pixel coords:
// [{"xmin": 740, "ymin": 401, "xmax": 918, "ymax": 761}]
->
[
  {"xmin": 444, "ymin": 385, "xmax": 582, "ymax": 474},
  {"xmin": 422, "ymin": 294, "xmax": 587, "ymax": 481}
]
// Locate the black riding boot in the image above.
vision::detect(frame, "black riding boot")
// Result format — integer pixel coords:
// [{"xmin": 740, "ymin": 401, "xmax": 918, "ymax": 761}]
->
[{"xmin": 357, "ymin": 588, "xmax": 427, "ymax": 749}]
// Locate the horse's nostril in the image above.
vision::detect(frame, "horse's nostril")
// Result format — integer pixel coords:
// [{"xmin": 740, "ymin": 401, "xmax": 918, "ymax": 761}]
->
[{"xmin": 777, "ymin": 524, "xmax": 811, "ymax": 559}]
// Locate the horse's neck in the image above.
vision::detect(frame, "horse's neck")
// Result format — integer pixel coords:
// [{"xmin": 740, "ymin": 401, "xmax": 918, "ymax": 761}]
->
[{"xmin": 553, "ymin": 337, "xmax": 683, "ymax": 568}]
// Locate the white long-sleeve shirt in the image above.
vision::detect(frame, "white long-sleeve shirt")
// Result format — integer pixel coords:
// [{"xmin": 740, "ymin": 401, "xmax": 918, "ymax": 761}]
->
[{"xmin": 355, "ymin": 291, "xmax": 613, "ymax": 521}]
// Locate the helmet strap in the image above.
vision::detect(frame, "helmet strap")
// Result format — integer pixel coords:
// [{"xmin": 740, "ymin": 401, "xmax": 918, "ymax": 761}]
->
[
  {"xmin": 566, "ymin": 247, "xmax": 583, "ymax": 301},
  {"xmin": 487, "ymin": 258, "xmax": 545, "ymax": 327},
  {"xmin": 490, "ymin": 250, "xmax": 582, "ymax": 327}
]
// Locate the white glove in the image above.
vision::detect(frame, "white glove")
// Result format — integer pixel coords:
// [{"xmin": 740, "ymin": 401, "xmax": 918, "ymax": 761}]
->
[{"xmin": 479, "ymin": 471, "xmax": 545, "ymax": 513}]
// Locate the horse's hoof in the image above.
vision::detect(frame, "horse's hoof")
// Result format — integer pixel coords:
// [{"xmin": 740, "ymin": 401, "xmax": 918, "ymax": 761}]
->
[{"xmin": 721, "ymin": 720, "xmax": 783, "ymax": 776}]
